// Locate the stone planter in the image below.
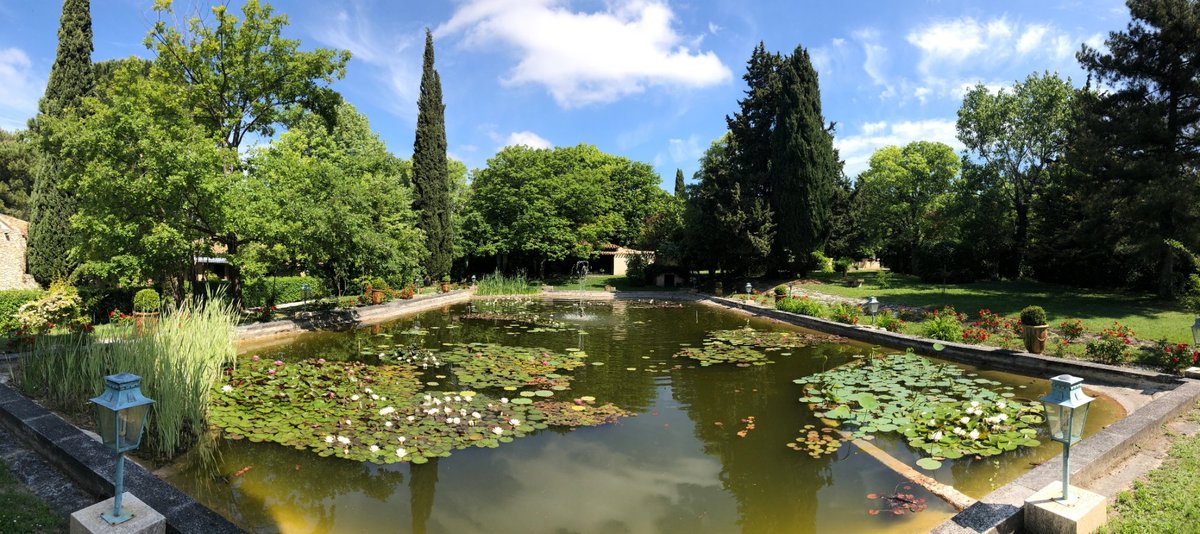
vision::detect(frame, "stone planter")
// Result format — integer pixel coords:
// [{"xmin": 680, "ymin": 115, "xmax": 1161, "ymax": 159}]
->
[
  {"xmin": 371, "ymin": 289, "xmax": 385, "ymax": 305},
  {"xmin": 440, "ymin": 282, "xmax": 450, "ymax": 293},
  {"xmin": 133, "ymin": 311, "xmax": 159, "ymax": 334},
  {"xmin": 1022, "ymin": 324, "xmax": 1049, "ymax": 354},
  {"xmin": 774, "ymin": 294, "xmax": 785, "ymax": 303}
]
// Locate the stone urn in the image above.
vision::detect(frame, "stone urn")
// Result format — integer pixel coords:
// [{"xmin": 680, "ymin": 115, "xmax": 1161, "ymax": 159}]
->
[
  {"xmin": 1022, "ymin": 324, "xmax": 1049, "ymax": 354},
  {"xmin": 371, "ymin": 289, "xmax": 385, "ymax": 305}
]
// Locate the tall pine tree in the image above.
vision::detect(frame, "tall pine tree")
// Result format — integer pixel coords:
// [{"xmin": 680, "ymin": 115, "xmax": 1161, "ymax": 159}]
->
[
  {"xmin": 412, "ymin": 29, "xmax": 452, "ymax": 280},
  {"xmin": 674, "ymin": 168, "xmax": 686, "ymax": 199},
  {"xmin": 726, "ymin": 42, "xmax": 782, "ymax": 200},
  {"xmin": 29, "ymin": 0, "xmax": 93, "ymax": 283},
  {"xmin": 768, "ymin": 46, "xmax": 837, "ymax": 270}
]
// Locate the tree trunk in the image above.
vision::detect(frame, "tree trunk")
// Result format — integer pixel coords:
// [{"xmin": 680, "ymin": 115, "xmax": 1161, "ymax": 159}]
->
[
  {"xmin": 1012, "ymin": 193, "xmax": 1029, "ymax": 278},
  {"xmin": 226, "ymin": 239, "xmax": 244, "ymax": 308}
]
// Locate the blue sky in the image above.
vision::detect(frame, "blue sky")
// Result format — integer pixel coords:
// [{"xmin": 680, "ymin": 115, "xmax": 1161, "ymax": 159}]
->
[{"xmin": 0, "ymin": 0, "xmax": 1130, "ymax": 188}]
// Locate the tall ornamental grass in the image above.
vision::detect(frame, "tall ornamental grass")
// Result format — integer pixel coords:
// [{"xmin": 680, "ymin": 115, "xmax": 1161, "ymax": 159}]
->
[
  {"xmin": 474, "ymin": 273, "xmax": 539, "ymax": 296},
  {"xmin": 16, "ymin": 297, "xmax": 237, "ymax": 459}
]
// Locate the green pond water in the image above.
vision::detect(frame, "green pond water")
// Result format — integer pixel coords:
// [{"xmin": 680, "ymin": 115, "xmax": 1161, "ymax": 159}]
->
[{"xmin": 165, "ymin": 299, "xmax": 1122, "ymax": 534}]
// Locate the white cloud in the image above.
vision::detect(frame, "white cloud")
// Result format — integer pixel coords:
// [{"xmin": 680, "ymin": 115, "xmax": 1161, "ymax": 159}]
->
[
  {"xmin": 707, "ymin": 22, "xmax": 721, "ymax": 34},
  {"xmin": 0, "ymin": 48, "xmax": 42, "ymax": 131},
  {"xmin": 314, "ymin": 8, "xmax": 420, "ymax": 118},
  {"xmin": 436, "ymin": 0, "xmax": 732, "ymax": 107},
  {"xmin": 666, "ymin": 134, "xmax": 704, "ymax": 164},
  {"xmin": 504, "ymin": 130, "xmax": 552, "ymax": 149},
  {"xmin": 835, "ymin": 119, "xmax": 963, "ymax": 178},
  {"xmin": 1016, "ymin": 24, "xmax": 1050, "ymax": 54},
  {"xmin": 853, "ymin": 29, "xmax": 891, "ymax": 98}
]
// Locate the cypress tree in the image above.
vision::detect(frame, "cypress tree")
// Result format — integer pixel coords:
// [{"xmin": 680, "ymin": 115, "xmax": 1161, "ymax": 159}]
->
[
  {"xmin": 28, "ymin": 0, "xmax": 93, "ymax": 283},
  {"xmin": 674, "ymin": 168, "xmax": 685, "ymax": 199},
  {"xmin": 412, "ymin": 29, "xmax": 453, "ymax": 279},
  {"xmin": 726, "ymin": 42, "xmax": 782, "ymax": 200},
  {"xmin": 768, "ymin": 46, "xmax": 837, "ymax": 269}
]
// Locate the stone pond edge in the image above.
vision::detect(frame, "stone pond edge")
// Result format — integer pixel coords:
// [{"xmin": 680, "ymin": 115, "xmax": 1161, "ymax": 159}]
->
[{"xmin": 703, "ymin": 295, "xmax": 1200, "ymax": 534}]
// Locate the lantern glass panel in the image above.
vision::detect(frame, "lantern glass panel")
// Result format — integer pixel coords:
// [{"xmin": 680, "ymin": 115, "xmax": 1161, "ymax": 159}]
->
[
  {"xmin": 95, "ymin": 405, "xmax": 118, "ymax": 449},
  {"xmin": 1043, "ymin": 402, "xmax": 1066, "ymax": 442},
  {"xmin": 1068, "ymin": 403, "xmax": 1090, "ymax": 444}
]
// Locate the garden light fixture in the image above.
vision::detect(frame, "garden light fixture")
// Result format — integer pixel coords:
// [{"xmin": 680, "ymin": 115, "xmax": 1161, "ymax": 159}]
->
[
  {"xmin": 471, "ymin": 275, "xmax": 477, "ymax": 286},
  {"xmin": 301, "ymin": 283, "xmax": 311, "ymax": 303},
  {"xmin": 744, "ymin": 282, "xmax": 752, "ymax": 296},
  {"xmin": 90, "ymin": 373, "xmax": 154, "ymax": 524},
  {"xmin": 865, "ymin": 297, "xmax": 880, "ymax": 325},
  {"xmin": 1191, "ymin": 316, "xmax": 1200, "ymax": 346},
  {"xmin": 1039, "ymin": 374, "xmax": 1094, "ymax": 503}
]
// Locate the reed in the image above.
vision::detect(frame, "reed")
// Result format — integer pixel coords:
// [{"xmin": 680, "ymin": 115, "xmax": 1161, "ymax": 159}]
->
[
  {"xmin": 16, "ymin": 296, "xmax": 237, "ymax": 459},
  {"xmin": 474, "ymin": 272, "xmax": 540, "ymax": 296}
]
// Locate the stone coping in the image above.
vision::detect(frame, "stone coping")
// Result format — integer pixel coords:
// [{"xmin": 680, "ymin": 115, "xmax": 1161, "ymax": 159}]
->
[
  {"xmin": 702, "ymin": 295, "xmax": 1200, "ymax": 534},
  {"xmin": 0, "ymin": 384, "xmax": 243, "ymax": 534},
  {"xmin": 237, "ymin": 289, "xmax": 472, "ymax": 341}
]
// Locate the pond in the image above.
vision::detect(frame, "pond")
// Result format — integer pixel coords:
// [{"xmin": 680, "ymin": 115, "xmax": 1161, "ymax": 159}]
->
[{"xmin": 165, "ymin": 299, "xmax": 1122, "ymax": 534}]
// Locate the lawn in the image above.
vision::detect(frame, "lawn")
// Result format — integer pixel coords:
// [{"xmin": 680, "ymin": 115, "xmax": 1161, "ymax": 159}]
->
[
  {"xmin": 541, "ymin": 274, "xmax": 673, "ymax": 292},
  {"xmin": 0, "ymin": 462, "xmax": 62, "ymax": 534},
  {"xmin": 1102, "ymin": 407, "xmax": 1200, "ymax": 533},
  {"xmin": 794, "ymin": 271, "xmax": 1195, "ymax": 344}
]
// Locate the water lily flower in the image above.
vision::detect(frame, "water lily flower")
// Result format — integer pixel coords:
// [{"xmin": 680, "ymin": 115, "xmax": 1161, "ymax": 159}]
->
[
  {"xmin": 325, "ymin": 435, "xmax": 334, "ymax": 443},
  {"xmin": 351, "ymin": 394, "xmax": 360, "ymax": 401},
  {"xmin": 472, "ymin": 412, "xmax": 482, "ymax": 419},
  {"xmin": 960, "ymin": 416, "xmax": 970, "ymax": 424},
  {"xmin": 385, "ymin": 421, "xmax": 393, "ymax": 428},
  {"xmin": 444, "ymin": 407, "xmax": 453, "ymax": 414},
  {"xmin": 274, "ymin": 360, "xmax": 284, "ymax": 366},
  {"xmin": 996, "ymin": 401, "xmax": 1007, "ymax": 409},
  {"xmin": 221, "ymin": 385, "xmax": 233, "ymax": 393},
  {"xmin": 454, "ymin": 396, "xmax": 462, "ymax": 402},
  {"xmin": 930, "ymin": 431, "xmax": 943, "ymax": 442},
  {"xmin": 369, "ymin": 445, "xmax": 380, "ymax": 453},
  {"xmin": 268, "ymin": 369, "xmax": 276, "ymax": 375},
  {"xmin": 381, "ymin": 396, "xmax": 387, "ymax": 401},
  {"xmin": 510, "ymin": 419, "xmax": 520, "ymax": 426},
  {"xmin": 971, "ymin": 401, "xmax": 979, "ymax": 407},
  {"xmin": 398, "ymin": 436, "xmax": 406, "ymax": 443},
  {"xmin": 968, "ymin": 429, "xmax": 980, "ymax": 440},
  {"xmin": 396, "ymin": 448, "xmax": 407, "ymax": 458},
  {"xmin": 365, "ymin": 388, "xmax": 373, "ymax": 394},
  {"xmin": 379, "ymin": 406, "xmax": 396, "ymax": 416},
  {"xmin": 492, "ymin": 427, "xmax": 503, "ymax": 435},
  {"xmin": 251, "ymin": 355, "xmax": 260, "ymax": 362},
  {"xmin": 500, "ymin": 397, "xmax": 509, "ymax": 404},
  {"xmin": 406, "ymin": 416, "xmax": 415, "ymax": 422},
  {"xmin": 317, "ymin": 358, "xmax": 326, "ymax": 364},
  {"xmin": 371, "ymin": 394, "xmax": 380, "ymax": 400},
  {"xmin": 337, "ymin": 435, "xmax": 351, "ymax": 445}
]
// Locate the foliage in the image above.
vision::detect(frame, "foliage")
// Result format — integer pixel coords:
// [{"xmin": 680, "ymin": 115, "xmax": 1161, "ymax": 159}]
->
[
  {"xmin": 681, "ymin": 134, "xmax": 774, "ymax": 276},
  {"xmin": 243, "ymin": 277, "xmax": 326, "ymax": 308},
  {"xmin": 0, "ymin": 130, "xmax": 35, "ymax": 219},
  {"xmin": 1086, "ymin": 322, "xmax": 1134, "ymax": 364},
  {"xmin": 833, "ymin": 257, "xmax": 853, "ymax": 275},
  {"xmin": 857, "ymin": 141, "xmax": 961, "ymax": 276},
  {"xmin": 674, "ymin": 168, "xmax": 686, "ymax": 199},
  {"xmin": 133, "ymin": 288, "xmax": 160, "ymax": 312},
  {"xmin": 465, "ymin": 144, "xmax": 670, "ymax": 272},
  {"xmin": 16, "ymin": 280, "xmax": 85, "ymax": 335},
  {"xmin": 957, "ymin": 72, "xmax": 1074, "ymax": 277},
  {"xmin": 1059, "ymin": 319, "xmax": 1086, "ymax": 342},
  {"xmin": 1148, "ymin": 341, "xmax": 1200, "ymax": 374},
  {"xmin": 830, "ymin": 302, "xmax": 861, "ymax": 325},
  {"xmin": 811, "ymin": 250, "xmax": 833, "ymax": 272},
  {"xmin": 438, "ymin": 343, "xmax": 587, "ymax": 389},
  {"xmin": 922, "ymin": 306, "xmax": 964, "ymax": 341},
  {"xmin": 777, "ymin": 296, "xmax": 827, "ymax": 317},
  {"xmin": 1019, "ymin": 305, "xmax": 1047, "ymax": 326},
  {"xmin": 0, "ymin": 290, "xmax": 43, "ymax": 335},
  {"xmin": 874, "ymin": 310, "xmax": 904, "ymax": 333},
  {"xmin": 864, "ymin": 481, "xmax": 929, "ymax": 517},
  {"xmin": 17, "ymin": 297, "xmax": 238, "ymax": 459},
  {"xmin": 674, "ymin": 326, "xmax": 839, "ymax": 366},
  {"xmin": 412, "ymin": 29, "xmax": 453, "ymax": 279},
  {"xmin": 795, "ymin": 353, "xmax": 1045, "ymax": 460},
  {"xmin": 874, "ymin": 270, "xmax": 893, "ymax": 288},
  {"xmin": 78, "ymin": 286, "xmax": 147, "ymax": 325},
  {"xmin": 247, "ymin": 103, "xmax": 425, "ymax": 292},
  {"xmin": 28, "ymin": 0, "xmax": 93, "ymax": 284},
  {"xmin": 474, "ymin": 273, "xmax": 539, "ymax": 296},
  {"xmin": 773, "ymin": 285, "xmax": 788, "ymax": 296}
]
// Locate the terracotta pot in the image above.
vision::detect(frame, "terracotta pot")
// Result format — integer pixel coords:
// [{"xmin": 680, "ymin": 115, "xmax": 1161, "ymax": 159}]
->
[
  {"xmin": 371, "ymin": 289, "xmax": 385, "ymax": 305},
  {"xmin": 133, "ymin": 311, "xmax": 159, "ymax": 334},
  {"xmin": 440, "ymin": 282, "xmax": 450, "ymax": 293},
  {"xmin": 1022, "ymin": 324, "xmax": 1049, "ymax": 354}
]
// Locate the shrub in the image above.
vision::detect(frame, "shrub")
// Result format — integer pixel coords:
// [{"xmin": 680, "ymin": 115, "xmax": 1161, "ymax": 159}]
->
[
  {"xmin": 874, "ymin": 270, "xmax": 892, "ymax": 288},
  {"xmin": 133, "ymin": 289, "xmax": 160, "ymax": 312},
  {"xmin": 79, "ymin": 286, "xmax": 148, "ymax": 325},
  {"xmin": 16, "ymin": 297, "xmax": 237, "ymax": 459},
  {"xmin": 777, "ymin": 297, "xmax": 827, "ymax": 317},
  {"xmin": 475, "ymin": 273, "xmax": 539, "ymax": 296},
  {"xmin": 0, "ymin": 289, "xmax": 44, "ymax": 334},
  {"xmin": 811, "ymin": 251, "xmax": 833, "ymax": 273},
  {"xmin": 874, "ymin": 310, "xmax": 904, "ymax": 333},
  {"xmin": 1148, "ymin": 340, "xmax": 1200, "ymax": 374},
  {"xmin": 1086, "ymin": 321, "xmax": 1134, "ymax": 364},
  {"xmin": 831, "ymin": 302, "xmax": 861, "ymax": 325},
  {"xmin": 923, "ymin": 306, "xmax": 964, "ymax": 341},
  {"xmin": 773, "ymin": 285, "xmax": 788, "ymax": 296},
  {"xmin": 1059, "ymin": 319, "xmax": 1086, "ymax": 342},
  {"xmin": 244, "ymin": 277, "xmax": 327, "ymax": 308},
  {"xmin": 16, "ymin": 280, "xmax": 86, "ymax": 335},
  {"xmin": 1019, "ymin": 305, "xmax": 1047, "ymax": 326},
  {"xmin": 833, "ymin": 257, "xmax": 853, "ymax": 275}
]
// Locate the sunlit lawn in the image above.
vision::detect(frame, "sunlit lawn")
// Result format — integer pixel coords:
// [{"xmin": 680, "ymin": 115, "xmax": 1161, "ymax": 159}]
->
[
  {"xmin": 795, "ymin": 271, "xmax": 1194, "ymax": 343},
  {"xmin": 1102, "ymin": 407, "xmax": 1200, "ymax": 533},
  {"xmin": 541, "ymin": 274, "xmax": 673, "ymax": 292}
]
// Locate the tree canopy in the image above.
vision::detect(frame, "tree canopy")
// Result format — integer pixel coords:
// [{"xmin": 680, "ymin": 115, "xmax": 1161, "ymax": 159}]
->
[{"xmin": 412, "ymin": 29, "xmax": 453, "ymax": 280}]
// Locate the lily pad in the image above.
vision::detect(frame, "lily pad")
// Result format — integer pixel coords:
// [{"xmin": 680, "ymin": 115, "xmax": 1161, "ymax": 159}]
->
[{"xmin": 916, "ymin": 458, "xmax": 942, "ymax": 470}]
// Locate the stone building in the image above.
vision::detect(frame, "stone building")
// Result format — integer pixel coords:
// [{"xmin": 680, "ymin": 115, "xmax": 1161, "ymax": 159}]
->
[{"xmin": 0, "ymin": 215, "xmax": 42, "ymax": 290}]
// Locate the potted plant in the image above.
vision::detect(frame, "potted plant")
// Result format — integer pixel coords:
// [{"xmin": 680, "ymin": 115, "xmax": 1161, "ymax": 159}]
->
[
  {"xmin": 132, "ymin": 289, "xmax": 160, "ymax": 333},
  {"xmin": 773, "ymin": 285, "xmax": 788, "ymax": 303},
  {"xmin": 440, "ymin": 275, "xmax": 451, "ymax": 293},
  {"xmin": 714, "ymin": 281, "xmax": 723, "ymax": 297},
  {"xmin": 1020, "ymin": 305, "xmax": 1049, "ymax": 354}
]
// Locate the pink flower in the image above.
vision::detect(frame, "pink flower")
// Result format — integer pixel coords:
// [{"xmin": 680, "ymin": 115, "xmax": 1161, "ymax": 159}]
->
[
  {"xmin": 251, "ymin": 355, "xmax": 260, "ymax": 362},
  {"xmin": 274, "ymin": 360, "xmax": 284, "ymax": 366},
  {"xmin": 268, "ymin": 369, "xmax": 276, "ymax": 375},
  {"xmin": 317, "ymin": 358, "xmax": 326, "ymax": 364}
]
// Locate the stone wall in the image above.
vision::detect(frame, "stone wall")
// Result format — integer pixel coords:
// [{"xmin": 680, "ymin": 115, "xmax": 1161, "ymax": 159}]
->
[{"xmin": 0, "ymin": 215, "xmax": 38, "ymax": 290}]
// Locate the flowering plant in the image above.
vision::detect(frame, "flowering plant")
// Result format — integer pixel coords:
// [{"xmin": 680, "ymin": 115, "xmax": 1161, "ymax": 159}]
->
[
  {"xmin": 831, "ymin": 302, "xmax": 861, "ymax": 325},
  {"xmin": 1085, "ymin": 321, "xmax": 1134, "ymax": 363},
  {"xmin": 874, "ymin": 310, "xmax": 904, "ymax": 333},
  {"xmin": 1058, "ymin": 319, "xmax": 1086, "ymax": 342},
  {"xmin": 1151, "ymin": 341, "xmax": 1199, "ymax": 374}
]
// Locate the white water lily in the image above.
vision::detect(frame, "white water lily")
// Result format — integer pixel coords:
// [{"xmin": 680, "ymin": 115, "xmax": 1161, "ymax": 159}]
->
[
  {"xmin": 500, "ymin": 397, "xmax": 509, "ymax": 404},
  {"xmin": 364, "ymin": 388, "xmax": 373, "ymax": 394},
  {"xmin": 398, "ymin": 436, "xmax": 406, "ymax": 443},
  {"xmin": 221, "ymin": 384, "xmax": 233, "ymax": 393},
  {"xmin": 351, "ymin": 394, "xmax": 360, "ymax": 401},
  {"xmin": 492, "ymin": 427, "xmax": 503, "ymax": 435},
  {"xmin": 969, "ymin": 429, "xmax": 980, "ymax": 440},
  {"xmin": 337, "ymin": 435, "xmax": 351, "ymax": 445},
  {"xmin": 379, "ymin": 406, "xmax": 396, "ymax": 416},
  {"xmin": 396, "ymin": 448, "xmax": 407, "ymax": 458},
  {"xmin": 371, "ymin": 394, "xmax": 380, "ymax": 400},
  {"xmin": 406, "ymin": 415, "xmax": 416, "ymax": 422},
  {"xmin": 510, "ymin": 419, "xmax": 520, "ymax": 426},
  {"xmin": 369, "ymin": 445, "xmax": 380, "ymax": 453},
  {"xmin": 960, "ymin": 416, "xmax": 970, "ymax": 424},
  {"xmin": 385, "ymin": 421, "xmax": 393, "ymax": 428},
  {"xmin": 996, "ymin": 401, "xmax": 1007, "ymax": 409},
  {"xmin": 930, "ymin": 431, "xmax": 943, "ymax": 442},
  {"xmin": 454, "ymin": 396, "xmax": 462, "ymax": 402},
  {"xmin": 472, "ymin": 412, "xmax": 482, "ymax": 419},
  {"xmin": 325, "ymin": 435, "xmax": 334, "ymax": 443},
  {"xmin": 997, "ymin": 413, "xmax": 1008, "ymax": 421},
  {"xmin": 971, "ymin": 401, "xmax": 979, "ymax": 407},
  {"xmin": 444, "ymin": 407, "xmax": 453, "ymax": 414}
]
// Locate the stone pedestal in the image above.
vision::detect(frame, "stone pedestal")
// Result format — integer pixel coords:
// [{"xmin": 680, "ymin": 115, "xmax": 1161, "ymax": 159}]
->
[
  {"xmin": 1023, "ymin": 482, "xmax": 1106, "ymax": 534},
  {"xmin": 70, "ymin": 493, "xmax": 165, "ymax": 534},
  {"xmin": 1184, "ymin": 366, "xmax": 1200, "ymax": 379}
]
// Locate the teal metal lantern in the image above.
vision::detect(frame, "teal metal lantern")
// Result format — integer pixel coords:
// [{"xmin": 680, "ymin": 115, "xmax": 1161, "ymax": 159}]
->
[
  {"xmin": 1191, "ymin": 316, "xmax": 1200, "ymax": 346},
  {"xmin": 1039, "ymin": 375, "xmax": 1094, "ymax": 502},
  {"xmin": 865, "ymin": 297, "xmax": 880, "ymax": 325},
  {"xmin": 90, "ymin": 373, "xmax": 155, "ymax": 525},
  {"xmin": 744, "ymin": 282, "xmax": 752, "ymax": 296}
]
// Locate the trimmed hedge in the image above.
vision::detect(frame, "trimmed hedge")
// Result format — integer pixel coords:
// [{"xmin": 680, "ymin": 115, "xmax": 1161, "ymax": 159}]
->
[
  {"xmin": 0, "ymin": 289, "xmax": 44, "ymax": 333},
  {"xmin": 79, "ymin": 287, "xmax": 149, "ymax": 325},
  {"xmin": 243, "ymin": 277, "xmax": 326, "ymax": 308}
]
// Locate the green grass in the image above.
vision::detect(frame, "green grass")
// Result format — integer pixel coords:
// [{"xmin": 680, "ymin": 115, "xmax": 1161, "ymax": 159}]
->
[
  {"xmin": 795, "ymin": 271, "xmax": 1194, "ymax": 343},
  {"xmin": 0, "ymin": 463, "xmax": 62, "ymax": 533},
  {"xmin": 1102, "ymin": 408, "xmax": 1200, "ymax": 533},
  {"xmin": 542, "ymin": 275, "xmax": 673, "ymax": 292},
  {"xmin": 475, "ymin": 273, "xmax": 540, "ymax": 296}
]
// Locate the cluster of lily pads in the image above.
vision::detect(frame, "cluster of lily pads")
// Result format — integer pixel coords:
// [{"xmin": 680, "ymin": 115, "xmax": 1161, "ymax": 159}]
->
[
  {"xmin": 674, "ymin": 327, "xmax": 841, "ymax": 366},
  {"xmin": 211, "ymin": 343, "xmax": 631, "ymax": 464},
  {"xmin": 793, "ymin": 352, "xmax": 1045, "ymax": 469}
]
